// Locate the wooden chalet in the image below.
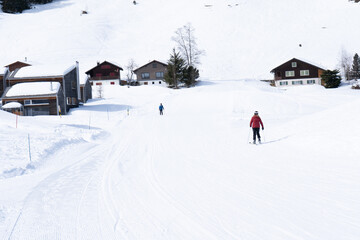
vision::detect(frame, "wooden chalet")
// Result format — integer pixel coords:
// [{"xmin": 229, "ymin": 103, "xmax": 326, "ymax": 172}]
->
[
  {"xmin": 86, "ymin": 61, "xmax": 124, "ymax": 86},
  {"xmin": 271, "ymin": 58, "xmax": 326, "ymax": 87},
  {"xmin": 133, "ymin": 60, "xmax": 167, "ymax": 86},
  {"xmin": 2, "ymin": 82, "xmax": 65, "ymax": 116},
  {"xmin": 5, "ymin": 62, "xmax": 81, "ymax": 114},
  {"xmin": 5, "ymin": 61, "xmax": 31, "ymax": 72}
]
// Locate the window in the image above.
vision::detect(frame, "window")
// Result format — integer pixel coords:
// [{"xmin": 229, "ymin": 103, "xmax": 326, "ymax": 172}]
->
[
  {"xmin": 307, "ymin": 80, "xmax": 316, "ymax": 84},
  {"xmin": 144, "ymin": 82, "xmax": 148, "ymax": 85},
  {"xmin": 109, "ymin": 72, "xmax": 116, "ymax": 77},
  {"xmin": 110, "ymin": 82, "xmax": 115, "ymax": 85},
  {"xmin": 72, "ymin": 98, "xmax": 77, "ymax": 105},
  {"xmin": 285, "ymin": 71, "xmax": 295, "ymax": 77},
  {"xmin": 292, "ymin": 62, "xmax": 297, "ymax": 68},
  {"xmin": 24, "ymin": 99, "xmax": 49, "ymax": 106},
  {"xmin": 159, "ymin": 81, "xmax": 162, "ymax": 84},
  {"xmin": 67, "ymin": 97, "xmax": 72, "ymax": 105},
  {"xmin": 279, "ymin": 81, "xmax": 288, "ymax": 86},
  {"xmin": 292, "ymin": 80, "xmax": 303, "ymax": 85},
  {"xmin": 32, "ymin": 99, "xmax": 49, "ymax": 105},
  {"xmin": 101, "ymin": 65, "xmax": 111, "ymax": 69},
  {"xmin": 95, "ymin": 73, "xmax": 102, "ymax": 77},
  {"xmin": 96, "ymin": 82, "xmax": 102, "ymax": 85},
  {"xmin": 300, "ymin": 70, "xmax": 310, "ymax": 76},
  {"xmin": 152, "ymin": 82, "xmax": 155, "ymax": 84},
  {"xmin": 141, "ymin": 73, "xmax": 150, "ymax": 79},
  {"xmin": 152, "ymin": 63, "xmax": 157, "ymax": 68},
  {"xmin": 156, "ymin": 72, "xmax": 164, "ymax": 79}
]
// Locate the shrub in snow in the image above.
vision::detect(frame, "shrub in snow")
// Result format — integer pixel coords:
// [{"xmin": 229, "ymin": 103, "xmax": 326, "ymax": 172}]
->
[
  {"xmin": 1, "ymin": 0, "xmax": 53, "ymax": 13},
  {"xmin": 321, "ymin": 69, "xmax": 342, "ymax": 88}
]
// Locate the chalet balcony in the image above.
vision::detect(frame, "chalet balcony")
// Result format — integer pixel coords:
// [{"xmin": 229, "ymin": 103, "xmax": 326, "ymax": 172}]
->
[{"xmin": 89, "ymin": 76, "xmax": 120, "ymax": 81}]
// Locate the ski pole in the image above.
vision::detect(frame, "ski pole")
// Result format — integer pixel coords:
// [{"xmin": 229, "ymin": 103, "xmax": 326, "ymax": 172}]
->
[
  {"xmin": 247, "ymin": 127, "xmax": 251, "ymax": 143},
  {"xmin": 262, "ymin": 129, "xmax": 266, "ymax": 143}
]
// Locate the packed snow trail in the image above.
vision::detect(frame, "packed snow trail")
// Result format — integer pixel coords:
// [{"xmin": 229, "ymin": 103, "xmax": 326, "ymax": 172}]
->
[{"xmin": 2, "ymin": 81, "xmax": 360, "ymax": 239}]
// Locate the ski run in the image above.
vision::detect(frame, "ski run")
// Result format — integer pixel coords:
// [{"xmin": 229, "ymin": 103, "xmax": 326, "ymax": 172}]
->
[{"xmin": 1, "ymin": 80, "xmax": 360, "ymax": 239}]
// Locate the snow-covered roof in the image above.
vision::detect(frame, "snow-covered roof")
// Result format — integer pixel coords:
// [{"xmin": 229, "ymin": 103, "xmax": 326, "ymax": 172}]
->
[
  {"xmin": 271, "ymin": 57, "xmax": 326, "ymax": 72},
  {"xmin": 133, "ymin": 60, "xmax": 168, "ymax": 72},
  {"xmin": 14, "ymin": 63, "xmax": 76, "ymax": 78},
  {"xmin": 79, "ymin": 74, "xmax": 88, "ymax": 85},
  {"xmin": 2, "ymin": 102, "xmax": 23, "ymax": 109},
  {"xmin": 295, "ymin": 57, "xmax": 327, "ymax": 71},
  {"xmin": 5, "ymin": 82, "xmax": 61, "ymax": 97},
  {"xmin": 0, "ymin": 67, "xmax": 6, "ymax": 75},
  {"xmin": 85, "ymin": 60, "xmax": 123, "ymax": 74}
]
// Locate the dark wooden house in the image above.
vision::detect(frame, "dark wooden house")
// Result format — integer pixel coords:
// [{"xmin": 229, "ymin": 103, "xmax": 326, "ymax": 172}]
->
[
  {"xmin": 6, "ymin": 62, "xmax": 80, "ymax": 114},
  {"xmin": 86, "ymin": 61, "xmax": 124, "ymax": 86},
  {"xmin": 0, "ymin": 67, "xmax": 10, "ymax": 98},
  {"xmin": 80, "ymin": 77, "xmax": 92, "ymax": 103},
  {"xmin": 133, "ymin": 60, "xmax": 167, "ymax": 86},
  {"xmin": 2, "ymin": 82, "xmax": 65, "ymax": 116},
  {"xmin": 271, "ymin": 58, "xmax": 326, "ymax": 87}
]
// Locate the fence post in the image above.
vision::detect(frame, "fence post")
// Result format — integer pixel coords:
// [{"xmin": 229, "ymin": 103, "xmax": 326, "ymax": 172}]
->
[{"xmin": 28, "ymin": 134, "xmax": 32, "ymax": 162}]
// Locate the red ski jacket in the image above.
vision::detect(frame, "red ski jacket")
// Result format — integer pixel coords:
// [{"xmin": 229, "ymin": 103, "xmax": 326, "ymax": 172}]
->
[{"xmin": 250, "ymin": 115, "xmax": 264, "ymax": 128}]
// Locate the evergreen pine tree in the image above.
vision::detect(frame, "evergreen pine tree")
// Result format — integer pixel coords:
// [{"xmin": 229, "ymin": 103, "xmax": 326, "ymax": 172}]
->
[
  {"xmin": 2, "ymin": 0, "xmax": 30, "ymax": 13},
  {"xmin": 182, "ymin": 65, "xmax": 199, "ymax": 87},
  {"xmin": 30, "ymin": 0, "xmax": 52, "ymax": 4},
  {"xmin": 321, "ymin": 69, "xmax": 342, "ymax": 88},
  {"xmin": 1, "ymin": 0, "xmax": 29, "ymax": 13},
  {"xmin": 351, "ymin": 53, "xmax": 360, "ymax": 80},
  {"xmin": 164, "ymin": 48, "xmax": 186, "ymax": 88}
]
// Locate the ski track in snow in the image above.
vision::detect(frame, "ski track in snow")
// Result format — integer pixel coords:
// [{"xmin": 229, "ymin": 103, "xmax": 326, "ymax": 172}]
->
[{"xmin": 1, "ymin": 81, "xmax": 360, "ymax": 239}]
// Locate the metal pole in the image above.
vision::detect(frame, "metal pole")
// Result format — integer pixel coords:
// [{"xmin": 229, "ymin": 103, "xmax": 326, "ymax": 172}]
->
[
  {"xmin": 28, "ymin": 134, "xmax": 32, "ymax": 162},
  {"xmin": 89, "ymin": 114, "xmax": 91, "ymax": 130}
]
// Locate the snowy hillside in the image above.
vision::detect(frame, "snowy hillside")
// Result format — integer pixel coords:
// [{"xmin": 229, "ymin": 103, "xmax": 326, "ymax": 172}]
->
[
  {"xmin": 0, "ymin": 0, "xmax": 360, "ymax": 79},
  {"xmin": 1, "ymin": 0, "xmax": 360, "ymax": 239},
  {"xmin": 1, "ymin": 80, "xmax": 360, "ymax": 239}
]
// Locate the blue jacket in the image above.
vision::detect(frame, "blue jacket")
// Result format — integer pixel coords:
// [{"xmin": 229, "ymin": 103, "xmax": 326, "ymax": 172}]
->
[{"xmin": 159, "ymin": 105, "xmax": 164, "ymax": 110}]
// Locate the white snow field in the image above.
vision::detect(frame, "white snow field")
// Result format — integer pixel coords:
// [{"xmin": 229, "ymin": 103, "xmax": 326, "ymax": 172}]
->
[
  {"xmin": 1, "ymin": 80, "xmax": 360, "ymax": 239},
  {"xmin": 0, "ymin": 0, "xmax": 360, "ymax": 80}
]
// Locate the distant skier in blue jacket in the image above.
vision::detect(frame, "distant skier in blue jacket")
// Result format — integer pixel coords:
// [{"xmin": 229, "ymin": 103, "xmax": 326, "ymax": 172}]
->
[{"xmin": 159, "ymin": 103, "xmax": 164, "ymax": 115}]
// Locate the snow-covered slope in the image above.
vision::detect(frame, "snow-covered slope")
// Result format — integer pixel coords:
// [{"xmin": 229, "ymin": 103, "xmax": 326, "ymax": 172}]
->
[
  {"xmin": 1, "ymin": 81, "xmax": 360, "ymax": 239},
  {"xmin": 0, "ymin": 0, "xmax": 359, "ymax": 80}
]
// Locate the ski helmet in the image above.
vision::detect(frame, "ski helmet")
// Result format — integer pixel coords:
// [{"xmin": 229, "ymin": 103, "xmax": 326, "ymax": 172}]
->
[{"xmin": 254, "ymin": 111, "xmax": 258, "ymax": 115}]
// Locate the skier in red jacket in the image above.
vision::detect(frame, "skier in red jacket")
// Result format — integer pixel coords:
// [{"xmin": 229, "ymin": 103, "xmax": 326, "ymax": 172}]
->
[{"xmin": 250, "ymin": 111, "xmax": 264, "ymax": 144}]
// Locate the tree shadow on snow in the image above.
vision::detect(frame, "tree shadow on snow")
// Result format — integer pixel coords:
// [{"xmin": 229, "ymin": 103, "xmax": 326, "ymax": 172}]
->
[
  {"xmin": 197, "ymin": 81, "xmax": 217, "ymax": 86},
  {"xmin": 78, "ymin": 104, "xmax": 131, "ymax": 112},
  {"xmin": 262, "ymin": 135, "xmax": 290, "ymax": 145},
  {"xmin": 26, "ymin": 0, "xmax": 74, "ymax": 14}
]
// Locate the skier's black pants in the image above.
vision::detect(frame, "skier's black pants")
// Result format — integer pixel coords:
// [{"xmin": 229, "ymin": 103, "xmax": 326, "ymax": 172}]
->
[
  {"xmin": 252, "ymin": 128, "xmax": 260, "ymax": 141},
  {"xmin": 160, "ymin": 110, "xmax": 163, "ymax": 115}
]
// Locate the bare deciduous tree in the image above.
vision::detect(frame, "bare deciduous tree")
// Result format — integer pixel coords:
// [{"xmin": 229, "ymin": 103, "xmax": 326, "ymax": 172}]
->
[
  {"xmin": 126, "ymin": 59, "xmax": 138, "ymax": 85},
  {"xmin": 172, "ymin": 23, "xmax": 204, "ymax": 67},
  {"xmin": 97, "ymin": 85, "xmax": 103, "ymax": 98},
  {"xmin": 339, "ymin": 48, "xmax": 352, "ymax": 81}
]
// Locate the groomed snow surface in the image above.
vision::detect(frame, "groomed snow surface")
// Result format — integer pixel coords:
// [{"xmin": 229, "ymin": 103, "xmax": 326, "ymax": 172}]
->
[{"xmin": 1, "ymin": 80, "xmax": 360, "ymax": 239}]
